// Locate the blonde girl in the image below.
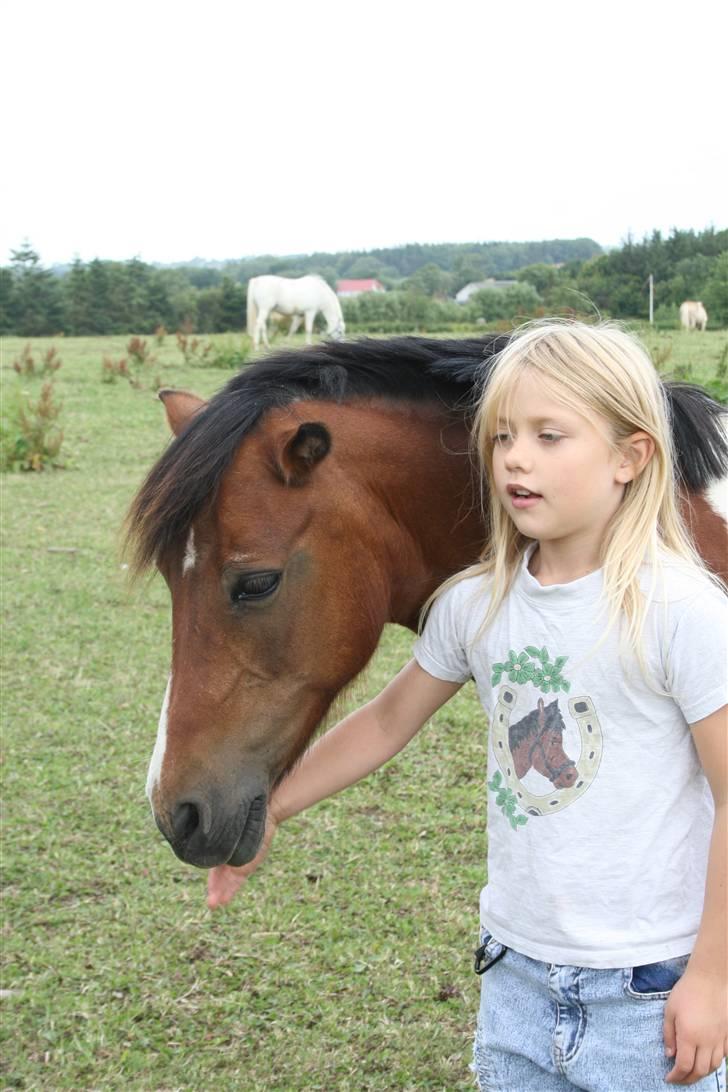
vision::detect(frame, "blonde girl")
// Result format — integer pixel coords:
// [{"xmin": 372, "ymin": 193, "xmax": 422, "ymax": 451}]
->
[{"xmin": 208, "ymin": 321, "xmax": 727, "ymax": 1091}]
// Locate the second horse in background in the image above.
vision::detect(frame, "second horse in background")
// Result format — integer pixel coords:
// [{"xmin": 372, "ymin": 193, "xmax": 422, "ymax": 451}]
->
[{"xmin": 246, "ymin": 274, "xmax": 345, "ymax": 349}]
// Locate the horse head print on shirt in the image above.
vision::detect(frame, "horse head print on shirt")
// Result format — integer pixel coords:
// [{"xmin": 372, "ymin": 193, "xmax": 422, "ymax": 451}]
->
[{"xmin": 489, "ymin": 646, "xmax": 604, "ymax": 826}]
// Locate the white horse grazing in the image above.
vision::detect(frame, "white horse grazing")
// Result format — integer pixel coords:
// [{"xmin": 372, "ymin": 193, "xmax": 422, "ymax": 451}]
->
[
  {"xmin": 246, "ymin": 275, "xmax": 345, "ymax": 350},
  {"xmin": 679, "ymin": 300, "xmax": 708, "ymax": 331}
]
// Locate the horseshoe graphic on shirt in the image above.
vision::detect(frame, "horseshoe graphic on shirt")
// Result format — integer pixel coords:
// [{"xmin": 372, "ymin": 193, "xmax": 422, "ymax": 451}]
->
[{"xmin": 491, "ymin": 686, "xmax": 603, "ymax": 818}]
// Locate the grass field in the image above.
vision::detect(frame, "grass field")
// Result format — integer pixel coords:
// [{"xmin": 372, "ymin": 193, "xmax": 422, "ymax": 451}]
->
[{"xmin": 2, "ymin": 326, "xmax": 727, "ymax": 1090}]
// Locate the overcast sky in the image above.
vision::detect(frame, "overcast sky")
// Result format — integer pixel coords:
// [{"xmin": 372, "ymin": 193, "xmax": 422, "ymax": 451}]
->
[{"xmin": 2, "ymin": 0, "xmax": 725, "ymax": 267}]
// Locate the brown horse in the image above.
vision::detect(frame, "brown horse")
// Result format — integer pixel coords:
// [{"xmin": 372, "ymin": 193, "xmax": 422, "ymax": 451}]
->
[
  {"xmin": 509, "ymin": 698, "xmax": 578, "ymax": 789},
  {"xmin": 126, "ymin": 337, "xmax": 728, "ymax": 869}
]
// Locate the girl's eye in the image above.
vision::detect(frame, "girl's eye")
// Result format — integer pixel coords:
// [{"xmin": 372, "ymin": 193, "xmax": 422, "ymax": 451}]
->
[
  {"xmin": 230, "ymin": 572, "xmax": 281, "ymax": 603},
  {"xmin": 539, "ymin": 433, "xmax": 562, "ymax": 443},
  {"xmin": 493, "ymin": 433, "xmax": 513, "ymax": 446}
]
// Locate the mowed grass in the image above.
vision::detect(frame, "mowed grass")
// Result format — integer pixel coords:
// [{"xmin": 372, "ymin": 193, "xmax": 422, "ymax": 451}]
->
[{"xmin": 1, "ymin": 326, "xmax": 727, "ymax": 1091}]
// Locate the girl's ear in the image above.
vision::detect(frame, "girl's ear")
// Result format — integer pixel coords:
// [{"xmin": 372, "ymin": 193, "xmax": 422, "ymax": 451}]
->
[{"xmin": 615, "ymin": 431, "xmax": 655, "ymax": 483}]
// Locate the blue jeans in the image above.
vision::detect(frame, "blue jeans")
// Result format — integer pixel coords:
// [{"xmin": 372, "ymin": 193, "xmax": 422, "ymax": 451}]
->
[{"xmin": 472, "ymin": 931, "xmax": 726, "ymax": 1092}]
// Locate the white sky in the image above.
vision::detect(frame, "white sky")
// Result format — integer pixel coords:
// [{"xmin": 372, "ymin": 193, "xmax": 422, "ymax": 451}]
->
[{"xmin": 2, "ymin": 0, "xmax": 726, "ymax": 267}]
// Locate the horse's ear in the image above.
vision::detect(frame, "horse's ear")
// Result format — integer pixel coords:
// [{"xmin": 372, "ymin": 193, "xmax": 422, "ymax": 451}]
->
[
  {"xmin": 271, "ymin": 422, "xmax": 331, "ymax": 486},
  {"xmin": 158, "ymin": 389, "xmax": 207, "ymax": 436}
]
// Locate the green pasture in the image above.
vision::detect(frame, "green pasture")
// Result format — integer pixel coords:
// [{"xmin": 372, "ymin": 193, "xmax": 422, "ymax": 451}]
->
[{"xmin": 1, "ymin": 327, "xmax": 727, "ymax": 1090}]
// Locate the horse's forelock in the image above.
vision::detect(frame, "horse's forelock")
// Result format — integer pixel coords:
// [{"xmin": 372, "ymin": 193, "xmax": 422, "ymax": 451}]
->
[{"xmin": 126, "ymin": 392, "xmax": 265, "ymax": 574}]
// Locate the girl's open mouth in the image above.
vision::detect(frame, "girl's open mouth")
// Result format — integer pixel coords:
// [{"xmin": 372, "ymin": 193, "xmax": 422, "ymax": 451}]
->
[{"xmin": 507, "ymin": 485, "xmax": 542, "ymax": 509}]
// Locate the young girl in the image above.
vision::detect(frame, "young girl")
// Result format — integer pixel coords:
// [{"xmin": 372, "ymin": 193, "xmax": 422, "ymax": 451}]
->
[{"xmin": 208, "ymin": 321, "xmax": 727, "ymax": 1090}]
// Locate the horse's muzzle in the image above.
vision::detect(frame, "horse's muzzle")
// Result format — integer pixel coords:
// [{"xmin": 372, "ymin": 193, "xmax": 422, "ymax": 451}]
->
[{"xmin": 156, "ymin": 784, "xmax": 268, "ymax": 868}]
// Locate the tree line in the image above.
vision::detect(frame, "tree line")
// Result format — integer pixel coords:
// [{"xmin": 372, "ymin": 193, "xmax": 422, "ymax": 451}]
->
[{"xmin": 1, "ymin": 229, "xmax": 725, "ymax": 337}]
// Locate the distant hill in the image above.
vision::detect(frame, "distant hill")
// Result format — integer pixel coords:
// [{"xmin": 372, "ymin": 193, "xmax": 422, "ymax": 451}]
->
[{"xmin": 160, "ymin": 238, "xmax": 603, "ymax": 286}]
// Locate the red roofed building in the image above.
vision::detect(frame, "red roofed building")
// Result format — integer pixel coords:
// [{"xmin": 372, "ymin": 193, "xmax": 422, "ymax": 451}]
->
[{"xmin": 336, "ymin": 278, "xmax": 385, "ymax": 298}]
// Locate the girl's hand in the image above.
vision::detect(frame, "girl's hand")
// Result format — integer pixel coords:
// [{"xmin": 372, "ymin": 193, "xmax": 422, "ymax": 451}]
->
[
  {"xmin": 206, "ymin": 810, "xmax": 279, "ymax": 910},
  {"xmin": 204, "ymin": 663, "xmax": 459, "ymax": 910},
  {"xmin": 663, "ymin": 967, "xmax": 728, "ymax": 1084}
]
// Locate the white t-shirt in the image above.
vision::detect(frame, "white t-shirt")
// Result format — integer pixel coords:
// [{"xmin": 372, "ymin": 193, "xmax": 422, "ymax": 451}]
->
[{"xmin": 413, "ymin": 547, "xmax": 727, "ymax": 968}]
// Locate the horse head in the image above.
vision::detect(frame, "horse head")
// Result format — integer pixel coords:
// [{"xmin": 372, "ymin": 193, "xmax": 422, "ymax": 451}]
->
[
  {"xmin": 530, "ymin": 699, "xmax": 578, "ymax": 789},
  {"xmin": 132, "ymin": 373, "xmax": 480, "ymax": 869}
]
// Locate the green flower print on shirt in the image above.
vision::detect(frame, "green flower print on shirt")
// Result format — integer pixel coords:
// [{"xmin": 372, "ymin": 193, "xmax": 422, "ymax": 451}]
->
[
  {"xmin": 491, "ymin": 645, "xmax": 570, "ymax": 694},
  {"xmin": 503, "ymin": 650, "xmax": 534, "ymax": 684},
  {"xmin": 488, "ymin": 770, "xmax": 528, "ymax": 829}
]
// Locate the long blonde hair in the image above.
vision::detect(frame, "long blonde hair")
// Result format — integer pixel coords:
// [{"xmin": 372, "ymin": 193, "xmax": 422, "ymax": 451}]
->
[{"xmin": 427, "ymin": 319, "xmax": 712, "ymax": 659}]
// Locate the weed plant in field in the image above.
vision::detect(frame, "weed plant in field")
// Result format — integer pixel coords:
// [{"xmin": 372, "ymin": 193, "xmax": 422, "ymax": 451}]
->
[
  {"xmin": 96, "ymin": 339, "xmax": 163, "ymax": 392},
  {"xmin": 12, "ymin": 342, "xmax": 63, "ymax": 377},
  {"xmin": 646, "ymin": 338, "xmax": 673, "ymax": 371},
  {"xmin": 204, "ymin": 336, "xmax": 252, "ymax": 369},
  {"xmin": 101, "ymin": 354, "xmax": 162, "ymax": 392},
  {"xmin": 176, "ymin": 331, "xmax": 212, "ymax": 366},
  {"xmin": 101, "ymin": 355, "xmax": 131, "ymax": 383},
  {"xmin": 0, "ymin": 379, "xmax": 65, "ymax": 471},
  {"xmin": 126, "ymin": 337, "xmax": 154, "ymax": 368},
  {"xmin": 175, "ymin": 332, "xmax": 252, "ymax": 369}
]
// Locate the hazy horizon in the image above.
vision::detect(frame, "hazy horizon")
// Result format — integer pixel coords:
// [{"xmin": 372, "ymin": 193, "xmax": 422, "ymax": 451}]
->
[{"xmin": 11, "ymin": 229, "xmax": 717, "ymax": 271}]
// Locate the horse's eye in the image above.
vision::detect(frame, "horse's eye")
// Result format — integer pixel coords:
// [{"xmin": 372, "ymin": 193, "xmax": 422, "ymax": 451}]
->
[{"xmin": 230, "ymin": 572, "xmax": 281, "ymax": 602}]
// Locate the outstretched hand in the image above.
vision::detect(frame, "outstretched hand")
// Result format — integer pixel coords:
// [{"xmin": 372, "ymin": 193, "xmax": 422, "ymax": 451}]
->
[{"xmin": 206, "ymin": 812, "xmax": 279, "ymax": 910}]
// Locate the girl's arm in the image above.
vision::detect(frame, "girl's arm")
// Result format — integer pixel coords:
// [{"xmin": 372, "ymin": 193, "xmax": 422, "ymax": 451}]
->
[
  {"xmin": 207, "ymin": 660, "xmax": 463, "ymax": 908},
  {"xmin": 664, "ymin": 703, "xmax": 728, "ymax": 1086}
]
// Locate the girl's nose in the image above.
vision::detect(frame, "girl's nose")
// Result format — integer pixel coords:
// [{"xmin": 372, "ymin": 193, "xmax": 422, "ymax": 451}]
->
[{"xmin": 504, "ymin": 440, "xmax": 532, "ymax": 471}]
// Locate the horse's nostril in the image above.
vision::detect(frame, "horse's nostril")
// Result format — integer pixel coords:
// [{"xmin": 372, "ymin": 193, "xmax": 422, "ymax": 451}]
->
[{"xmin": 171, "ymin": 801, "xmax": 200, "ymax": 844}]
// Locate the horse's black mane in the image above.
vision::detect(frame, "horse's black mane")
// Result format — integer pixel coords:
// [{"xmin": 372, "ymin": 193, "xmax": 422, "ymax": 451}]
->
[
  {"xmin": 127, "ymin": 337, "xmax": 505, "ymax": 571},
  {"xmin": 126, "ymin": 335, "xmax": 728, "ymax": 573}
]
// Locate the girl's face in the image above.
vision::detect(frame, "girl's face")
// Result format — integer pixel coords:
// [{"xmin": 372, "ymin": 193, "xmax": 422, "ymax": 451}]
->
[{"xmin": 490, "ymin": 372, "xmax": 630, "ymax": 553}]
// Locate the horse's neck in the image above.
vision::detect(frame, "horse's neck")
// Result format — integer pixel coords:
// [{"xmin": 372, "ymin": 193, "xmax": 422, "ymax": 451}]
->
[
  {"xmin": 321, "ymin": 296, "xmax": 342, "ymax": 328},
  {"xmin": 345, "ymin": 401, "xmax": 483, "ymax": 629},
  {"xmin": 679, "ymin": 488, "xmax": 728, "ymax": 580}
]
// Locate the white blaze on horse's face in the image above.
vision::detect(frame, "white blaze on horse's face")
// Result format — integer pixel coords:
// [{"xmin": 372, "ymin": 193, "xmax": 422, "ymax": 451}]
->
[
  {"xmin": 182, "ymin": 528, "xmax": 196, "ymax": 575},
  {"xmin": 146, "ymin": 675, "xmax": 172, "ymax": 801}
]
